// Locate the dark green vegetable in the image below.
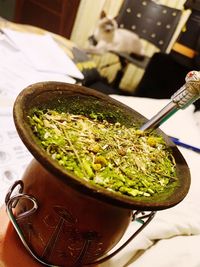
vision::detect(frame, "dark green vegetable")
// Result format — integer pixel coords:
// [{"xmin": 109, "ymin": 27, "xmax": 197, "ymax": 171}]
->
[{"xmin": 28, "ymin": 109, "xmax": 177, "ymax": 198}]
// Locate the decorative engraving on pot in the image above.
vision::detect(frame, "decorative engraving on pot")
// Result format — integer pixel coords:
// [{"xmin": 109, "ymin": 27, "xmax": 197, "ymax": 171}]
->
[
  {"xmin": 69, "ymin": 230, "xmax": 103, "ymax": 265},
  {"xmin": 42, "ymin": 206, "xmax": 77, "ymax": 259},
  {"xmin": 41, "ymin": 205, "xmax": 103, "ymax": 265}
]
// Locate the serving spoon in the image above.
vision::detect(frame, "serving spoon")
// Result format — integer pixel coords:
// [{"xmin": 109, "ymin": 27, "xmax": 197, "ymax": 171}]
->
[{"xmin": 140, "ymin": 71, "xmax": 200, "ymax": 131}]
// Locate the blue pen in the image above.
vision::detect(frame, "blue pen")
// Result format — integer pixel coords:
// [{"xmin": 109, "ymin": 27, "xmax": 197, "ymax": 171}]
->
[{"xmin": 170, "ymin": 136, "xmax": 200, "ymax": 154}]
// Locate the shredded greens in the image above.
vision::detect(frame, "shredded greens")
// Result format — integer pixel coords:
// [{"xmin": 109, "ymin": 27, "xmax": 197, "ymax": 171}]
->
[{"xmin": 28, "ymin": 109, "xmax": 177, "ymax": 198}]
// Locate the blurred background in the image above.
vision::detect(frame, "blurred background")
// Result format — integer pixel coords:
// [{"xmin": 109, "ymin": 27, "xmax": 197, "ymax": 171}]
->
[{"xmin": 0, "ymin": 0, "xmax": 199, "ymax": 110}]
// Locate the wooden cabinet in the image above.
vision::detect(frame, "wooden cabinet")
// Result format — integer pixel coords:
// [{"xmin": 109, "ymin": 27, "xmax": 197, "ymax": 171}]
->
[{"xmin": 14, "ymin": 0, "xmax": 80, "ymax": 38}]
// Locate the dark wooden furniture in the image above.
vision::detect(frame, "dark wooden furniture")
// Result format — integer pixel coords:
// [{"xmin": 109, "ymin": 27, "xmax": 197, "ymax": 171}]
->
[{"xmin": 14, "ymin": 0, "xmax": 80, "ymax": 38}]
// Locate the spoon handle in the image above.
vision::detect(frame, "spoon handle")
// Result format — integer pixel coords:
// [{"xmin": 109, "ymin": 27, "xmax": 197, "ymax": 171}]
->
[{"xmin": 140, "ymin": 71, "xmax": 200, "ymax": 131}]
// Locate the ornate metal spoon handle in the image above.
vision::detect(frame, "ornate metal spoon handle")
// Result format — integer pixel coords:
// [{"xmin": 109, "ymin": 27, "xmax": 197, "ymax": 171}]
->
[{"xmin": 140, "ymin": 71, "xmax": 200, "ymax": 131}]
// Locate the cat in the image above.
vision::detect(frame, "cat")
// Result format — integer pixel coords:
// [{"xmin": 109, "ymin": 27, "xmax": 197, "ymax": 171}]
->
[{"xmin": 87, "ymin": 10, "xmax": 145, "ymax": 58}]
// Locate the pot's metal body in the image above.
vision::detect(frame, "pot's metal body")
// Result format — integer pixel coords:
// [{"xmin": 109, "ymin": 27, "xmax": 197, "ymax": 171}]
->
[{"xmin": 6, "ymin": 82, "xmax": 191, "ymax": 266}]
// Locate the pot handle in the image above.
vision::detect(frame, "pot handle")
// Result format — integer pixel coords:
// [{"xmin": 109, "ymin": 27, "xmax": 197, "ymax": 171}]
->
[
  {"xmin": 5, "ymin": 180, "xmax": 59, "ymax": 267},
  {"xmin": 87, "ymin": 210, "xmax": 156, "ymax": 265}
]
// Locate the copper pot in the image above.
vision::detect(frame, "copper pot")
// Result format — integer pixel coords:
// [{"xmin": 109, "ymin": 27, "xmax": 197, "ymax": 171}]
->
[{"xmin": 3, "ymin": 82, "xmax": 190, "ymax": 267}]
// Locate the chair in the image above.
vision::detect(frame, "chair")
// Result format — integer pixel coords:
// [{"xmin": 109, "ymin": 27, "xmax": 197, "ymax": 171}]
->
[
  {"xmin": 116, "ymin": 0, "xmax": 182, "ymax": 54},
  {"xmin": 88, "ymin": 0, "xmax": 183, "ymax": 92},
  {"xmin": 114, "ymin": 0, "xmax": 182, "ymax": 86},
  {"xmin": 71, "ymin": 46, "xmax": 121, "ymax": 94},
  {"xmin": 134, "ymin": 0, "xmax": 200, "ymax": 111}
]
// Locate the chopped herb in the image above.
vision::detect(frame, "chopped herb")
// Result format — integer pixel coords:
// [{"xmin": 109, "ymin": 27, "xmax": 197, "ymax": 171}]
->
[{"xmin": 28, "ymin": 109, "xmax": 177, "ymax": 198}]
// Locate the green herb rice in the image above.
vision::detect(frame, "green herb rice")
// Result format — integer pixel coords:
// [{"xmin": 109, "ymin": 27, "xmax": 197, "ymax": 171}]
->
[{"xmin": 28, "ymin": 109, "xmax": 177, "ymax": 198}]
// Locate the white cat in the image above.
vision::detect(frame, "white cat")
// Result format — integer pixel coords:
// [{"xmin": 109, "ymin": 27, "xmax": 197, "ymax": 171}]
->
[{"xmin": 87, "ymin": 11, "xmax": 145, "ymax": 57}]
